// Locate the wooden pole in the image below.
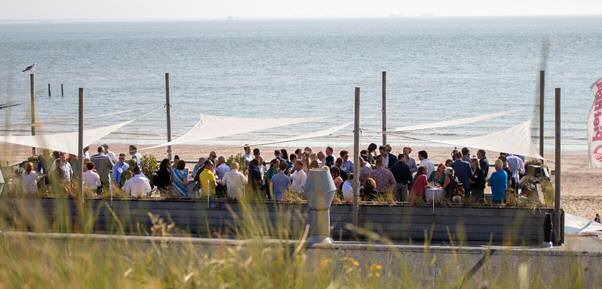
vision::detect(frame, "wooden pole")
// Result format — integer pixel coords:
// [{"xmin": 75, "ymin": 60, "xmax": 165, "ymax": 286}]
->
[
  {"xmin": 165, "ymin": 73, "xmax": 172, "ymax": 160},
  {"xmin": 78, "ymin": 88, "xmax": 84, "ymax": 201},
  {"xmin": 539, "ymin": 70, "xmax": 545, "ymax": 158},
  {"xmin": 61, "ymin": 83, "xmax": 64, "ymax": 97},
  {"xmin": 381, "ymin": 71, "xmax": 387, "ymax": 146},
  {"xmin": 29, "ymin": 73, "xmax": 36, "ymax": 156},
  {"xmin": 48, "ymin": 83, "xmax": 51, "ymax": 97},
  {"xmin": 352, "ymin": 87, "xmax": 361, "ymax": 228},
  {"xmin": 554, "ymin": 87, "xmax": 561, "ymax": 245}
]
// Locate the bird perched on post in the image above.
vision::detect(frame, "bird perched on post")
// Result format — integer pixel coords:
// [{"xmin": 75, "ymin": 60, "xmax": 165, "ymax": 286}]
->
[{"xmin": 22, "ymin": 63, "xmax": 36, "ymax": 73}]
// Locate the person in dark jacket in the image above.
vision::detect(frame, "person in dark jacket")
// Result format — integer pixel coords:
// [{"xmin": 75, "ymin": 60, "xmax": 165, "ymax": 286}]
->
[
  {"xmin": 154, "ymin": 158, "xmax": 172, "ymax": 191},
  {"xmin": 451, "ymin": 151, "xmax": 471, "ymax": 198},
  {"xmin": 469, "ymin": 158, "xmax": 486, "ymax": 203},
  {"xmin": 390, "ymin": 157, "xmax": 412, "ymax": 202},
  {"xmin": 477, "ymin": 149, "xmax": 490, "ymax": 177},
  {"xmin": 378, "ymin": 145, "xmax": 398, "ymax": 169}
]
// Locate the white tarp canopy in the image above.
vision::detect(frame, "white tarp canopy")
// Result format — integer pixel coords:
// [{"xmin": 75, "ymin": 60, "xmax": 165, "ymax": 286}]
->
[
  {"xmin": 0, "ymin": 120, "xmax": 133, "ymax": 155},
  {"xmin": 251, "ymin": 121, "xmax": 353, "ymax": 146},
  {"xmin": 388, "ymin": 112, "xmax": 510, "ymax": 133},
  {"xmin": 565, "ymin": 213, "xmax": 602, "ymax": 235},
  {"xmin": 144, "ymin": 114, "xmax": 320, "ymax": 149},
  {"xmin": 425, "ymin": 120, "xmax": 543, "ymax": 159}
]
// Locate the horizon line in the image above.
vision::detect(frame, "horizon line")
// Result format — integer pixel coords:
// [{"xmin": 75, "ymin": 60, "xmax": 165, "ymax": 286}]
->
[{"xmin": 1, "ymin": 14, "xmax": 602, "ymax": 24}]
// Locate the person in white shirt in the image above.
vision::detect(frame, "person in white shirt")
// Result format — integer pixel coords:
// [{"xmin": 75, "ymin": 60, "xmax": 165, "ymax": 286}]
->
[
  {"xmin": 243, "ymin": 145, "xmax": 253, "ymax": 165},
  {"xmin": 102, "ymin": 144, "xmax": 118, "ymax": 164},
  {"xmin": 123, "ymin": 166, "xmax": 151, "ymax": 198},
  {"xmin": 341, "ymin": 173, "xmax": 354, "ymax": 201},
  {"xmin": 129, "ymin": 145, "xmax": 143, "ymax": 166},
  {"xmin": 222, "ymin": 162, "xmax": 248, "ymax": 200},
  {"xmin": 83, "ymin": 162, "xmax": 101, "ymax": 194},
  {"xmin": 290, "ymin": 160, "xmax": 307, "ymax": 193},
  {"xmin": 418, "ymin": 150, "xmax": 436, "ymax": 177},
  {"xmin": 22, "ymin": 162, "xmax": 40, "ymax": 194}
]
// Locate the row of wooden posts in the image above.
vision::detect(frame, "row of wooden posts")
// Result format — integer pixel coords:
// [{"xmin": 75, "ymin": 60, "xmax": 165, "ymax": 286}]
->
[{"xmin": 25, "ymin": 71, "xmax": 563, "ymax": 245}]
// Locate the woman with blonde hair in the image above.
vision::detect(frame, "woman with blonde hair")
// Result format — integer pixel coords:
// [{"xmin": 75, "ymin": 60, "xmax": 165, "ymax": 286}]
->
[{"xmin": 22, "ymin": 162, "xmax": 41, "ymax": 194}]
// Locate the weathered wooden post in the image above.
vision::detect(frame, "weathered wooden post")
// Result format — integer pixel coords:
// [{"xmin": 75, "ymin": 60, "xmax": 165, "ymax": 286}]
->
[
  {"xmin": 48, "ymin": 83, "xmax": 51, "ymax": 97},
  {"xmin": 29, "ymin": 73, "xmax": 36, "ymax": 155},
  {"xmin": 382, "ymin": 71, "xmax": 387, "ymax": 146},
  {"xmin": 554, "ymin": 87, "xmax": 561, "ymax": 245},
  {"xmin": 61, "ymin": 83, "xmax": 64, "ymax": 97},
  {"xmin": 352, "ymin": 87, "xmax": 360, "ymax": 228},
  {"xmin": 539, "ymin": 70, "xmax": 545, "ymax": 158},
  {"xmin": 78, "ymin": 88, "xmax": 84, "ymax": 201},
  {"xmin": 165, "ymin": 73, "xmax": 173, "ymax": 160}
]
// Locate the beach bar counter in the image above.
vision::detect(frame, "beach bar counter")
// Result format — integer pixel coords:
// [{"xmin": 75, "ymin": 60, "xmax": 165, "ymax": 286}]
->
[{"xmin": 0, "ymin": 197, "xmax": 563, "ymax": 246}]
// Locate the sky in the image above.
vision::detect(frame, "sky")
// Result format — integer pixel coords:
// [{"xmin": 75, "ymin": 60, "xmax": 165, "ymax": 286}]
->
[{"xmin": 1, "ymin": 0, "xmax": 602, "ymax": 20}]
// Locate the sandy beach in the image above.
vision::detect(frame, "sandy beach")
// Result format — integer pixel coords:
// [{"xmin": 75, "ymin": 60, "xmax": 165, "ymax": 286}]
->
[{"xmin": 1, "ymin": 142, "xmax": 600, "ymax": 220}]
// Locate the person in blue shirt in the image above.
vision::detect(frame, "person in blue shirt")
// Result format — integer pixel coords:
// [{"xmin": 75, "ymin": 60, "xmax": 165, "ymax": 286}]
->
[
  {"xmin": 451, "ymin": 151, "xmax": 471, "ymax": 198},
  {"xmin": 270, "ymin": 161, "xmax": 290, "ymax": 201},
  {"xmin": 489, "ymin": 160, "xmax": 508, "ymax": 204},
  {"xmin": 112, "ymin": 153, "xmax": 129, "ymax": 188}
]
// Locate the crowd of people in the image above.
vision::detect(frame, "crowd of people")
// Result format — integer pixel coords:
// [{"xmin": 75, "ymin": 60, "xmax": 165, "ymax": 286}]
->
[{"xmin": 10, "ymin": 141, "xmax": 533, "ymax": 206}]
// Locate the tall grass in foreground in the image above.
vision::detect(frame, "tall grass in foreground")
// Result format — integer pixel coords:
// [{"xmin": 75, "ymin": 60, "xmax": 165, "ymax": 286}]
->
[{"xmin": 0, "ymin": 198, "xmax": 599, "ymax": 289}]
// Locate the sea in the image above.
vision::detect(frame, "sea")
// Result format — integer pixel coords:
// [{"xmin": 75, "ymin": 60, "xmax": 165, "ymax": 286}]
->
[{"xmin": 1, "ymin": 17, "xmax": 601, "ymax": 151}]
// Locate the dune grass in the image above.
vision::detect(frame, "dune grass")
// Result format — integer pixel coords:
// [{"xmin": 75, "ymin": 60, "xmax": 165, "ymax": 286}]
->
[{"xmin": 0, "ymin": 197, "xmax": 599, "ymax": 289}]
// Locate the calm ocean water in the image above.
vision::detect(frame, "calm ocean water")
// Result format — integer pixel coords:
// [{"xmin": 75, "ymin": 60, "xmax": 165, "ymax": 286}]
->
[{"xmin": 1, "ymin": 17, "xmax": 601, "ymax": 151}]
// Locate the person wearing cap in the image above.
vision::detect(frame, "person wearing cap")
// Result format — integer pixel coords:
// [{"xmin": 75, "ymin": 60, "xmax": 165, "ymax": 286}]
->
[{"xmin": 199, "ymin": 160, "xmax": 217, "ymax": 196}]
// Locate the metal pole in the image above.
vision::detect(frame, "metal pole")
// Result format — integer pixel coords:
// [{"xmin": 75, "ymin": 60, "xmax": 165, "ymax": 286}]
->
[
  {"xmin": 539, "ymin": 70, "xmax": 545, "ymax": 158},
  {"xmin": 165, "ymin": 73, "xmax": 172, "ymax": 160},
  {"xmin": 381, "ymin": 71, "xmax": 387, "ymax": 146},
  {"xmin": 352, "ymin": 87, "xmax": 361, "ymax": 228},
  {"xmin": 48, "ymin": 83, "xmax": 51, "ymax": 97},
  {"xmin": 61, "ymin": 83, "xmax": 64, "ymax": 97},
  {"xmin": 78, "ymin": 88, "xmax": 84, "ymax": 202},
  {"xmin": 29, "ymin": 73, "xmax": 36, "ymax": 155},
  {"xmin": 554, "ymin": 87, "xmax": 561, "ymax": 245}
]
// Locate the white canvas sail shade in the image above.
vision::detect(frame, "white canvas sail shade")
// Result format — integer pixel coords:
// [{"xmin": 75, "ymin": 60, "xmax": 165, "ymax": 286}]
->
[
  {"xmin": 145, "ymin": 114, "xmax": 320, "ymax": 149},
  {"xmin": 0, "ymin": 120, "xmax": 134, "ymax": 155},
  {"xmin": 388, "ymin": 112, "xmax": 510, "ymax": 133},
  {"xmin": 251, "ymin": 122, "xmax": 353, "ymax": 146}
]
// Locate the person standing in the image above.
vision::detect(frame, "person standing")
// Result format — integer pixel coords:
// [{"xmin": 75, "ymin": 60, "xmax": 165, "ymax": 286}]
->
[
  {"xmin": 271, "ymin": 161, "xmax": 290, "ymax": 201},
  {"xmin": 339, "ymin": 150, "xmax": 354, "ymax": 173},
  {"xmin": 401, "ymin": 147, "xmax": 417, "ymax": 174},
  {"xmin": 461, "ymin": 147, "xmax": 471, "ymax": 162},
  {"xmin": 506, "ymin": 154, "xmax": 525, "ymax": 192},
  {"xmin": 390, "ymin": 157, "xmax": 413, "ymax": 202},
  {"xmin": 477, "ymin": 149, "xmax": 490, "ymax": 177},
  {"xmin": 417, "ymin": 150, "xmax": 435, "ymax": 177},
  {"xmin": 123, "ymin": 166, "xmax": 151, "ymax": 198},
  {"xmin": 378, "ymin": 145, "xmax": 397, "ymax": 169},
  {"xmin": 290, "ymin": 160, "xmax": 307, "ymax": 194},
  {"xmin": 90, "ymin": 146, "xmax": 113, "ymax": 194},
  {"xmin": 369, "ymin": 157, "xmax": 396, "ymax": 195},
  {"xmin": 469, "ymin": 158, "xmax": 486, "ymax": 203},
  {"xmin": 112, "ymin": 153, "xmax": 129, "ymax": 189},
  {"xmin": 214, "ymin": 156, "xmax": 230, "ymax": 197},
  {"xmin": 129, "ymin": 145, "xmax": 143, "ymax": 166},
  {"xmin": 222, "ymin": 162, "xmax": 248, "ymax": 200},
  {"xmin": 489, "ymin": 160, "xmax": 508, "ymax": 204},
  {"xmin": 452, "ymin": 151, "xmax": 471, "ymax": 198},
  {"xmin": 243, "ymin": 145, "xmax": 253, "ymax": 165},
  {"xmin": 102, "ymin": 144, "xmax": 118, "ymax": 164},
  {"xmin": 22, "ymin": 162, "xmax": 41, "ymax": 194},
  {"xmin": 324, "ymin": 146, "xmax": 335, "ymax": 167}
]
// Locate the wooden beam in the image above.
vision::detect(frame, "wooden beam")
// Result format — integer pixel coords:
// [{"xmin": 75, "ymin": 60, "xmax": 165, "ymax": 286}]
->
[
  {"xmin": 78, "ymin": 88, "xmax": 84, "ymax": 201},
  {"xmin": 539, "ymin": 70, "xmax": 545, "ymax": 158},
  {"xmin": 554, "ymin": 87, "xmax": 561, "ymax": 245},
  {"xmin": 382, "ymin": 71, "xmax": 387, "ymax": 146},
  {"xmin": 352, "ymin": 87, "xmax": 360, "ymax": 228},
  {"xmin": 165, "ymin": 73, "xmax": 172, "ymax": 160},
  {"xmin": 29, "ymin": 74, "xmax": 36, "ymax": 155}
]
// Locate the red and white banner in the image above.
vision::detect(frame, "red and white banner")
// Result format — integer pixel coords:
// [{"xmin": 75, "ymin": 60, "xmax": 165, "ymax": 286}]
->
[{"xmin": 588, "ymin": 78, "xmax": 602, "ymax": 168}]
